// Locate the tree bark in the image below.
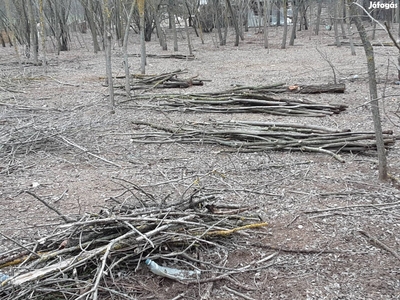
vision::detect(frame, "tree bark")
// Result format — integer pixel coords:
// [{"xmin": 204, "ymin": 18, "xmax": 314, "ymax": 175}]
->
[
  {"xmin": 263, "ymin": 0, "xmax": 270, "ymax": 49},
  {"xmin": 291, "ymin": 83, "xmax": 346, "ymax": 94},
  {"xmin": 81, "ymin": 0, "xmax": 100, "ymax": 53},
  {"xmin": 226, "ymin": 0, "xmax": 240, "ymax": 46},
  {"xmin": 27, "ymin": 0, "xmax": 38, "ymax": 64},
  {"xmin": 349, "ymin": 0, "xmax": 388, "ymax": 180},
  {"xmin": 138, "ymin": 0, "xmax": 146, "ymax": 73},
  {"xmin": 281, "ymin": 0, "xmax": 288, "ymax": 49},
  {"xmin": 289, "ymin": 1, "xmax": 299, "ymax": 46},
  {"xmin": 123, "ymin": 0, "xmax": 136, "ymax": 97}
]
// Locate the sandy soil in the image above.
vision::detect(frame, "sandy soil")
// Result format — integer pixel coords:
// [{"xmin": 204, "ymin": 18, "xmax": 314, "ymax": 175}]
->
[{"xmin": 1, "ymin": 25, "xmax": 400, "ymax": 299}]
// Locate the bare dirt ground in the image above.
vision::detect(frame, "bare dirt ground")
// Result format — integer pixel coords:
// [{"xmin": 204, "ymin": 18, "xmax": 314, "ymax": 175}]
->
[{"xmin": 1, "ymin": 25, "xmax": 400, "ymax": 299}]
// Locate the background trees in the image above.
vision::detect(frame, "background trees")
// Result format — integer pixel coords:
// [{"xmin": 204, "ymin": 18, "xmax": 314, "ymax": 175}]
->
[
  {"xmin": 2, "ymin": 0, "xmax": 400, "ymax": 57},
  {"xmin": 0, "ymin": 0, "xmax": 398, "ymax": 180}
]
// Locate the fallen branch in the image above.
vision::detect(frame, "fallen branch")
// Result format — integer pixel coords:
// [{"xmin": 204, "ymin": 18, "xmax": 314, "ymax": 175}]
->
[
  {"xmin": 359, "ymin": 230, "xmax": 400, "ymax": 261},
  {"xmin": 24, "ymin": 190, "xmax": 73, "ymax": 223},
  {"xmin": 58, "ymin": 135, "xmax": 121, "ymax": 168}
]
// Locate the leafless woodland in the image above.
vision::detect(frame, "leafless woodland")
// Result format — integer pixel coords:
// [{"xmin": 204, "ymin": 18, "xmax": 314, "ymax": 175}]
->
[{"xmin": 1, "ymin": 1, "xmax": 400, "ymax": 299}]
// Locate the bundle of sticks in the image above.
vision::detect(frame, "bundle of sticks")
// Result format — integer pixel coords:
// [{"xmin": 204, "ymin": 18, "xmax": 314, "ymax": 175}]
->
[
  {"xmin": 124, "ymin": 83, "xmax": 348, "ymax": 117},
  {"xmin": 130, "ymin": 120, "xmax": 395, "ymax": 162},
  {"xmin": 0, "ymin": 185, "xmax": 267, "ymax": 299}
]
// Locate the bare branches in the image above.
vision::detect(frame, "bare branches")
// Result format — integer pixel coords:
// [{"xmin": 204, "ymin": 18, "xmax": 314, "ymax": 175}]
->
[
  {"xmin": 130, "ymin": 120, "xmax": 395, "ymax": 161},
  {"xmin": 0, "ymin": 183, "xmax": 269, "ymax": 299},
  {"xmin": 359, "ymin": 230, "xmax": 400, "ymax": 261},
  {"xmin": 24, "ymin": 190, "xmax": 73, "ymax": 223},
  {"xmin": 122, "ymin": 83, "xmax": 348, "ymax": 117},
  {"xmin": 58, "ymin": 135, "xmax": 121, "ymax": 168}
]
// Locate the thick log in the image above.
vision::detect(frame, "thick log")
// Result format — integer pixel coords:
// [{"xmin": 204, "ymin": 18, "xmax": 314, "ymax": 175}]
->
[{"xmin": 289, "ymin": 83, "xmax": 346, "ymax": 94}]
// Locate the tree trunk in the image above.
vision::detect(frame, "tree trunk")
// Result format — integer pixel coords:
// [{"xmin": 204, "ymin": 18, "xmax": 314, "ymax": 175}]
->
[
  {"xmin": 39, "ymin": 0, "xmax": 47, "ymax": 70},
  {"xmin": 345, "ymin": 0, "xmax": 356, "ymax": 55},
  {"xmin": 82, "ymin": 0, "xmax": 100, "ymax": 53},
  {"xmin": 102, "ymin": 0, "xmax": 115, "ymax": 112},
  {"xmin": 123, "ymin": 0, "xmax": 136, "ymax": 97},
  {"xmin": 334, "ymin": 1, "xmax": 340, "ymax": 47},
  {"xmin": 139, "ymin": 0, "xmax": 146, "ymax": 73},
  {"xmin": 27, "ymin": 0, "xmax": 38, "ymax": 64},
  {"xmin": 226, "ymin": 0, "xmax": 240, "ymax": 46},
  {"xmin": 184, "ymin": 16, "xmax": 192, "ymax": 55},
  {"xmin": 349, "ymin": 0, "xmax": 388, "ymax": 181},
  {"xmin": 154, "ymin": 8, "xmax": 167, "ymax": 50},
  {"xmin": 263, "ymin": 0, "xmax": 270, "ymax": 49},
  {"xmin": 214, "ymin": 0, "xmax": 225, "ymax": 46},
  {"xmin": 105, "ymin": 32, "xmax": 114, "ymax": 111},
  {"xmin": 114, "ymin": 0, "xmax": 123, "ymax": 46},
  {"xmin": 168, "ymin": 0, "xmax": 178, "ymax": 51},
  {"xmin": 289, "ymin": 2, "xmax": 299, "ymax": 46},
  {"xmin": 281, "ymin": 0, "xmax": 288, "ymax": 49},
  {"xmin": 315, "ymin": 0, "xmax": 322, "ymax": 35}
]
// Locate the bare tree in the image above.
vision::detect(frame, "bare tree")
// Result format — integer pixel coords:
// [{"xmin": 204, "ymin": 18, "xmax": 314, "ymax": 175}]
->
[
  {"xmin": 168, "ymin": 0, "xmax": 178, "ymax": 51},
  {"xmin": 281, "ymin": 0, "xmax": 288, "ymax": 49},
  {"xmin": 138, "ymin": 0, "xmax": 146, "ymax": 73},
  {"xmin": 348, "ymin": 0, "xmax": 388, "ymax": 180},
  {"xmin": 80, "ymin": 0, "xmax": 101, "ymax": 53},
  {"xmin": 123, "ymin": 0, "xmax": 136, "ymax": 97},
  {"xmin": 101, "ymin": 0, "xmax": 115, "ymax": 111},
  {"xmin": 226, "ymin": 0, "xmax": 240, "ymax": 46},
  {"xmin": 263, "ymin": 0, "xmax": 271, "ymax": 48}
]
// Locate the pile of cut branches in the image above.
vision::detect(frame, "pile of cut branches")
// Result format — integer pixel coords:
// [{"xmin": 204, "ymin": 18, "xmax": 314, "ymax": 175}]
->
[
  {"xmin": 130, "ymin": 120, "xmax": 395, "ymax": 162},
  {"xmin": 115, "ymin": 69, "xmax": 205, "ymax": 90},
  {"xmin": 123, "ymin": 83, "xmax": 348, "ymax": 117},
  {"xmin": 0, "ymin": 185, "xmax": 267, "ymax": 300},
  {"xmin": 128, "ymin": 53, "xmax": 195, "ymax": 60}
]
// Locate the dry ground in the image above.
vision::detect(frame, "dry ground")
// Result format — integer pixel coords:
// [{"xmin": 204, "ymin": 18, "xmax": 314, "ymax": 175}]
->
[{"xmin": 1, "ymin": 25, "xmax": 400, "ymax": 299}]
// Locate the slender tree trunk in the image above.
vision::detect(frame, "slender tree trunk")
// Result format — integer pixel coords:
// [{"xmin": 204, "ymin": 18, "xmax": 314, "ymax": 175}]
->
[
  {"xmin": 114, "ymin": 0, "xmax": 123, "ymax": 46},
  {"xmin": 123, "ymin": 0, "xmax": 136, "ymax": 97},
  {"xmin": 214, "ymin": 0, "xmax": 225, "ymax": 45},
  {"xmin": 105, "ymin": 32, "xmax": 114, "ymax": 110},
  {"xmin": 345, "ymin": 1, "xmax": 356, "ymax": 55},
  {"xmin": 243, "ymin": 3, "xmax": 248, "ymax": 32},
  {"xmin": 334, "ymin": 1, "xmax": 340, "ymax": 46},
  {"xmin": 5, "ymin": 0, "xmax": 21, "ymax": 67},
  {"xmin": 263, "ymin": 0, "xmax": 270, "ymax": 48},
  {"xmin": 102, "ymin": 0, "xmax": 115, "ymax": 112},
  {"xmin": 82, "ymin": 0, "xmax": 100, "ymax": 53},
  {"xmin": 339, "ymin": 0, "xmax": 346, "ymax": 39},
  {"xmin": 154, "ymin": 2, "xmax": 167, "ymax": 50},
  {"xmin": 39, "ymin": 0, "xmax": 47, "ymax": 71},
  {"xmin": 281, "ymin": 0, "xmax": 288, "ymax": 49},
  {"xmin": 27, "ymin": 0, "xmax": 38, "ymax": 64},
  {"xmin": 184, "ymin": 16, "xmax": 192, "ymax": 55},
  {"xmin": 226, "ymin": 0, "xmax": 240, "ymax": 46},
  {"xmin": 349, "ymin": 0, "xmax": 388, "ymax": 180},
  {"xmin": 138, "ymin": 0, "xmax": 146, "ymax": 73},
  {"xmin": 289, "ymin": 2, "xmax": 299, "ymax": 46},
  {"xmin": 257, "ymin": 0, "xmax": 262, "ymax": 32}
]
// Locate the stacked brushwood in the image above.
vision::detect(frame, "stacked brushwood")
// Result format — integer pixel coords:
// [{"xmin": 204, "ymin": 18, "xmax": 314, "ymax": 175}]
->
[
  {"xmin": 123, "ymin": 83, "xmax": 348, "ymax": 117},
  {"xmin": 0, "ymin": 186, "xmax": 267, "ymax": 300},
  {"xmin": 128, "ymin": 53, "xmax": 196, "ymax": 60},
  {"xmin": 115, "ymin": 69, "xmax": 205, "ymax": 90},
  {"xmin": 130, "ymin": 120, "xmax": 395, "ymax": 162}
]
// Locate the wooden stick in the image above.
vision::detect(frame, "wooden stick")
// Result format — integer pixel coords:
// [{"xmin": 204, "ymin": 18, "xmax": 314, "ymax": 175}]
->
[
  {"xmin": 359, "ymin": 230, "xmax": 400, "ymax": 261},
  {"xmin": 58, "ymin": 135, "xmax": 122, "ymax": 168}
]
